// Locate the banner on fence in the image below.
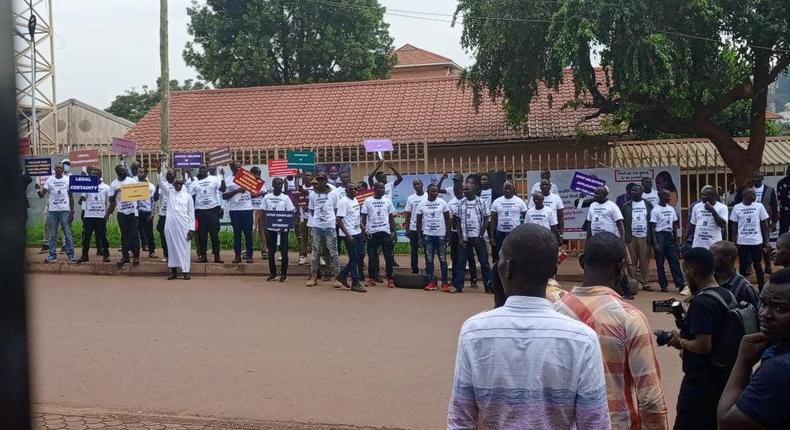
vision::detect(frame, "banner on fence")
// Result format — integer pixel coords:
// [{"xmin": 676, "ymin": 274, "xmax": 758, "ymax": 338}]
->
[
  {"xmin": 173, "ymin": 152, "xmax": 204, "ymax": 168},
  {"xmin": 68, "ymin": 149, "xmax": 100, "ymax": 168},
  {"xmin": 314, "ymin": 163, "xmax": 351, "ymax": 185},
  {"xmin": 265, "ymin": 210, "xmax": 296, "ymax": 230},
  {"xmin": 527, "ymin": 166, "xmax": 682, "ymax": 239},
  {"xmin": 68, "ymin": 175, "xmax": 99, "ymax": 193}
]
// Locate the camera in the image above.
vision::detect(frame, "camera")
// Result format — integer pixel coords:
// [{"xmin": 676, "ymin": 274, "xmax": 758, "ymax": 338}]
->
[
  {"xmin": 652, "ymin": 299, "xmax": 682, "ymax": 314},
  {"xmin": 654, "ymin": 329, "xmax": 674, "ymax": 347}
]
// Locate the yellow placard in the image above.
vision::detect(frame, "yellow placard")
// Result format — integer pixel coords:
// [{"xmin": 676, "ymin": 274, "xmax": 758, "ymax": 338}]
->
[{"xmin": 120, "ymin": 183, "xmax": 150, "ymax": 201}]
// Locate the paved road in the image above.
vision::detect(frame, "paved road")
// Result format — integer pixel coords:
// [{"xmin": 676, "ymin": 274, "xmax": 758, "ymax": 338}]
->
[{"xmin": 28, "ymin": 274, "xmax": 684, "ymax": 429}]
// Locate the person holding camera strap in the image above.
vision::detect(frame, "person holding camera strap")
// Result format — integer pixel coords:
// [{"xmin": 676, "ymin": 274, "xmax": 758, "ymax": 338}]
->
[{"xmin": 666, "ymin": 247, "xmax": 738, "ymax": 430}]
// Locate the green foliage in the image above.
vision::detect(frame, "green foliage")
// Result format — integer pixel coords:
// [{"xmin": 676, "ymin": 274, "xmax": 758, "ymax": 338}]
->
[
  {"xmin": 455, "ymin": 0, "xmax": 790, "ymax": 177},
  {"xmin": 183, "ymin": 0, "xmax": 396, "ymax": 88},
  {"xmin": 105, "ymin": 79, "xmax": 208, "ymax": 123}
]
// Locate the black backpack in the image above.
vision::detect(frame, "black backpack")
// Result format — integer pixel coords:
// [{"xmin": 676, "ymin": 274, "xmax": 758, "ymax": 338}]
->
[{"xmin": 700, "ymin": 288, "xmax": 760, "ymax": 370}]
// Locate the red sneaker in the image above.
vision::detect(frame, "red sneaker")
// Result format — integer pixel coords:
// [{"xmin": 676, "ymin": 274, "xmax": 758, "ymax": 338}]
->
[
  {"xmin": 441, "ymin": 283, "xmax": 452, "ymax": 293},
  {"xmin": 424, "ymin": 281, "xmax": 437, "ymax": 291},
  {"xmin": 387, "ymin": 278, "xmax": 395, "ymax": 288},
  {"xmin": 365, "ymin": 278, "xmax": 377, "ymax": 288}
]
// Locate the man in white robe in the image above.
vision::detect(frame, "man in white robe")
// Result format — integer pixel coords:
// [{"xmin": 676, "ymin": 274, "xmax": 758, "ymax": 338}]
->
[{"xmin": 164, "ymin": 178, "xmax": 195, "ymax": 280}]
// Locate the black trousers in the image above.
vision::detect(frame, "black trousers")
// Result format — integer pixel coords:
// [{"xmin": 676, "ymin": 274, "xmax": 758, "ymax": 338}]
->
[
  {"xmin": 781, "ymin": 213, "xmax": 790, "ymax": 235},
  {"xmin": 138, "ymin": 211, "xmax": 156, "ymax": 253},
  {"xmin": 157, "ymin": 215, "xmax": 168, "ymax": 259},
  {"xmin": 674, "ymin": 369, "xmax": 728, "ymax": 430},
  {"xmin": 117, "ymin": 212, "xmax": 140, "ymax": 259},
  {"xmin": 266, "ymin": 230, "xmax": 290, "ymax": 276},
  {"xmin": 81, "ymin": 217, "xmax": 108, "ymax": 258},
  {"xmin": 408, "ymin": 230, "xmax": 420, "ymax": 274},
  {"xmin": 739, "ymin": 244, "xmax": 765, "ymax": 289},
  {"xmin": 196, "ymin": 207, "xmax": 221, "ymax": 257}
]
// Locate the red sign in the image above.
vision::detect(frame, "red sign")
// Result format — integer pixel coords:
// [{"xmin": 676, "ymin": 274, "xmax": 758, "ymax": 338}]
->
[
  {"xmin": 268, "ymin": 159, "xmax": 298, "ymax": 177},
  {"xmin": 233, "ymin": 167, "xmax": 265, "ymax": 194},
  {"xmin": 18, "ymin": 137, "xmax": 31, "ymax": 155},
  {"xmin": 111, "ymin": 137, "xmax": 137, "ymax": 156},
  {"xmin": 68, "ymin": 149, "xmax": 100, "ymax": 168},
  {"xmin": 288, "ymin": 190, "xmax": 308, "ymax": 209},
  {"xmin": 355, "ymin": 189, "xmax": 375, "ymax": 206}
]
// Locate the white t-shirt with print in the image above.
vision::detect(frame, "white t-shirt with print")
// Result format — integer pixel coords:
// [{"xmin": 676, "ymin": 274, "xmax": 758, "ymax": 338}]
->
[
  {"xmin": 362, "ymin": 196, "xmax": 396, "ymax": 234},
  {"xmin": 480, "ymin": 188, "xmax": 494, "ymax": 209},
  {"xmin": 191, "ymin": 176, "xmax": 222, "ymax": 210},
  {"xmin": 448, "ymin": 197, "xmax": 461, "ymax": 232},
  {"xmin": 84, "ymin": 183, "xmax": 111, "ymax": 218},
  {"xmin": 416, "ymin": 198, "xmax": 450, "ymax": 237},
  {"xmin": 630, "ymin": 200, "xmax": 649, "ymax": 238},
  {"xmin": 262, "ymin": 192, "xmax": 296, "ymax": 232},
  {"xmin": 587, "ymin": 200, "xmax": 623, "ymax": 237},
  {"xmin": 336, "ymin": 195, "xmax": 362, "ymax": 237},
  {"xmin": 491, "ymin": 196, "xmax": 528, "ymax": 232},
  {"xmin": 226, "ymin": 183, "xmax": 253, "ymax": 211},
  {"xmin": 526, "ymin": 205, "xmax": 558, "ymax": 231},
  {"xmin": 530, "ymin": 193, "xmax": 564, "ymax": 212},
  {"xmin": 137, "ymin": 182, "xmax": 156, "ymax": 213},
  {"xmin": 43, "ymin": 175, "xmax": 70, "ymax": 212},
  {"xmin": 299, "ymin": 185, "xmax": 313, "ymax": 221},
  {"xmin": 753, "ymin": 185, "xmax": 765, "ymax": 202},
  {"xmin": 530, "ymin": 182, "xmax": 559, "ymax": 196},
  {"xmin": 458, "ymin": 197, "xmax": 490, "ymax": 239},
  {"xmin": 730, "ymin": 202, "xmax": 769, "ymax": 245},
  {"xmin": 650, "ymin": 204, "xmax": 678, "ymax": 232},
  {"xmin": 642, "ymin": 190, "xmax": 659, "ymax": 207},
  {"xmin": 307, "ymin": 189, "xmax": 337, "ymax": 229},
  {"xmin": 405, "ymin": 192, "xmax": 428, "ymax": 231},
  {"xmin": 110, "ymin": 177, "xmax": 140, "ymax": 215},
  {"xmin": 690, "ymin": 201, "xmax": 729, "ymax": 249}
]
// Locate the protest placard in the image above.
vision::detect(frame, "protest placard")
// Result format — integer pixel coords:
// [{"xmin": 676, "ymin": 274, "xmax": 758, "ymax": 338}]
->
[
  {"xmin": 68, "ymin": 175, "xmax": 99, "ymax": 193},
  {"xmin": 355, "ymin": 189, "xmax": 375, "ymax": 206},
  {"xmin": 207, "ymin": 147, "xmax": 232, "ymax": 168},
  {"xmin": 288, "ymin": 190, "xmax": 308, "ymax": 209},
  {"xmin": 173, "ymin": 152, "xmax": 204, "ymax": 168},
  {"xmin": 268, "ymin": 159, "xmax": 298, "ymax": 177},
  {"xmin": 265, "ymin": 210, "xmax": 296, "ymax": 230},
  {"xmin": 570, "ymin": 171, "xmax": 607, "ymax": 195},
  {"xmin": 19, "ymin": 137, "xmax": 31, "ymax": 155},
  {"xmin": 111, "ymin": 137, "xmax": 137, "ymax": 156},
  {"xmin": 286, "ymin": 150, "xmax": 316, "ymax": 169},
  {"xmin": 120, "ymin": 182, "xmax": 151, "ymax": 201},
  {"xmin": 233, "ymin": 167, "xmax": 265, "ymax": 194},
  {"xmin": 24, "ymin": 157, "xmax": 52, "ymax": 176},
  {"xmin": 363, "ymin": 138, "xmax": 393, "ymax": 152},
  {"xmin": 68, "ymin": 149, "xmax": 100, "ymax": 168}
]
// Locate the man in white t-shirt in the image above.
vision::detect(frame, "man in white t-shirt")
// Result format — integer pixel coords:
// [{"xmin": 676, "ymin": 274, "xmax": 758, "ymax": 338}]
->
[
  {"xmin": 585, "ymin": 187, "xmax": 625, "ymax": 240},
  {"xmin": 223, "ymin": 161, "xmax": 255, "ymax": 264},
  {"xmin": 361, "ymin": 181, "xmax": 397, "ymax": 289},
  {"xmin": 491, "ymin": 181, "xmax": 529, "ymax": 258},
  {"xmin": 336, "ymin": 183, "xmax": 366, "ymax": 292},
  {"xmin": 685, "ymin": 185, "xmax": 728, "ymax": 250},
  {"xmin": 641, "ymin": 177, "xmax": 660, "ymax": 207},
  {"xmin": 452, "ymin": 183, "xmax": 492, "ymax": 294},
  {"xmin": 531, "ymin": 179, "xmax": 565, "ymax": 236},
  {"xmin": 136, "ymin": 167, "xmax": 159, "ymax": 259},
  {"xmin": 306, "ymin": 173, "xmax": 340, "ymax": 286},
  {"xmin": 416, "ymin": 184, "xmax": 451, "ymax": 290},
  {"xmin": 622, "ymin": 184, "xmax": 654, "ymax": 289},
  {"xmin": 249, "ymin": 166, "xmax": 267, "ymax": 261},
  {"xmin": 77, "ymin": 167, "xmax": 112, "ymax": 263},
  {"xmin": 37, "ymin": 162, "xmax": 76, "ymax": 263},
  {"xmin": 731, "ymin": 188, "xmax": 770, "ymax": 289},
  {"xmin": 296, "ymin": 170, "xmax": 314, "ymax": 265},
  {"xmin": 530, "ymin": 169, "xmax": 559, "ymax": 195},
  {"xmin": 526, "ymin": 192, "xmax": 560, "ymax": 241},
  {"xmin": 261, "ymin": 177, "xmax": 296, "ymax": 282},
  {"xmin": 650, "ymin": 189, "xmax": 686, "ymax": 293},
  {"xmin": 367, "ymin": 160, "xmax": 403, "ymax": 200},
  {"xmin": 108, "ymin": 164, "xmax": 141, "ymax": 266},
  {"xmin": 405, "ymin": 179, "xmax": 428, "ymax": 274}
]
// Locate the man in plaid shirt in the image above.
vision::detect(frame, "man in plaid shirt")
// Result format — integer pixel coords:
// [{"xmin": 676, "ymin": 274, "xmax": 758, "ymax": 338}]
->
[{"xmin": 555, "ymin": 232, "xmax": 668, "ymax": 430}]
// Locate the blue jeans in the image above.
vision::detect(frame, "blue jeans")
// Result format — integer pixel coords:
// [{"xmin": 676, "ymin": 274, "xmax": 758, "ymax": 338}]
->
[
  {"xmin": 311, "ymin": 227, "xmax": 339, "ymax": 274},
  {"xmin": 654, "ymin": 231, "xmax": 685, "ymax": 291},
  {"xmin": 424, "ymin": 235, "xmax": 448, "ymax": 283},
  {"xmin": 367, "ymin": 232, "xmax": 395, "ymax": 279},
  {"xmin": 339, "ymin": 233, "xmax": 365, "ymax": 283},
  {"xmin": 47, "ymin": 210, "xmax": 74, "ymax": 260},
  {"xmin": 229, "ymin": 210, "xmax": 254, "ymax": 258},
  {"xmin": 453, "ymin": 237, "xmax": 491, "ymax": 290}
]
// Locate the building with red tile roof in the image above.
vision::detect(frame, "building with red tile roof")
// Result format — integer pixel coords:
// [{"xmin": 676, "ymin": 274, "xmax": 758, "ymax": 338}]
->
[{"xmin": 390, "ymin": 44, "xmax": 462, "ymax": 79}]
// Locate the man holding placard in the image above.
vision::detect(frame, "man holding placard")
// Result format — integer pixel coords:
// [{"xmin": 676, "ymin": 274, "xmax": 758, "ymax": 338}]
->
[
  {"xmin": 223, "ymin": 161, "xmax": 255, "ymax": 264},
  {"xmin": 262, "ymin": 178, "xmax": 295, "ymax": 282},
  {"xmin": 108, "ymin": 165, "xmax": 141, "ymax": 267},
  {"xmin": 136, "ymin": 167, "xmax": 158, "ymax": 259},
  {"xmin": 192, "ymin": 164, "xmax": 226, "ymax": 264},
  {"xmin": 361, "ymin": 181, "xmax": 397, "ymax": 289},
  {"xmin": 37, "ymin": 162, "xmax": 75, "ymax": 263},
  {"xmin": 77, "ymin": 168, "xmax": 111, "ymax": 263}
]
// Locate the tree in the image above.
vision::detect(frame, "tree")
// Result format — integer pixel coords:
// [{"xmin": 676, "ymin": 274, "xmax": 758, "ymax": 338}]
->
[
  {"xmin": 455, "ymin": 0, "xmax": 790, "ymax": 185},
  {"xmin": 183, "ymin": 0, "xmax": 396, "ymax": 88},
  {"xmin": 105, "ymin": 79, "xmax": 207, "ymax": 123}
]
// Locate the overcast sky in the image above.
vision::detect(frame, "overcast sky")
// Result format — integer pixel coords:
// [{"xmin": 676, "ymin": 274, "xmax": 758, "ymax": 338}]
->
[{"xmin": 52, "ymin": 0, "xmax": 475, "ymax": 110}]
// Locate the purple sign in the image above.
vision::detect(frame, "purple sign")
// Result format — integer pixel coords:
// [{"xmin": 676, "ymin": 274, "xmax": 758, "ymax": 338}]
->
[
  {"xmin": 570, "ymin": 171, "xmax": 606, "ymax": 196},
  {"xmin": 364, "ymin": 138, "xmax": 393, "ymax": 152},
  {"xmin": 173, "ymin": 152, "xmax": 204, "ymax": 168}
]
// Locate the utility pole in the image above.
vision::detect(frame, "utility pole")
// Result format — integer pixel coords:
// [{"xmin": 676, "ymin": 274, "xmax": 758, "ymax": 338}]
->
[
  {"xmin": 160, "ymin": 0, "xmax": 170, "ymax": 167},
  {"xmin": 28, "ymin": 11, "xmax": 37, "ymax": 155}
]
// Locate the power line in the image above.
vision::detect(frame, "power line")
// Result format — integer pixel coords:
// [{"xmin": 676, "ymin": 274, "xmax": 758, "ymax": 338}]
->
[{"xmin": 306, "ymin": 0, "xmax": 790, "ymax": 54}]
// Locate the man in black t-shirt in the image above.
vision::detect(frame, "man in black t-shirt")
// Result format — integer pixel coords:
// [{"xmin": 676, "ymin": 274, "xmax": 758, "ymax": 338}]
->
[
  {"xmin": 718, "ymin": 269, "xmax": 790, "ymax": 429},
  {"xmin": 666, "ymin": 247, "xmax": 733, "ymax": 430}
]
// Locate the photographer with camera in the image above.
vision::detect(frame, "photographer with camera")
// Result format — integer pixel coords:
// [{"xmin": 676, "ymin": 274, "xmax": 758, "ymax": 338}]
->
[
  {"xmin": 664, "ymin": 247, "xmax": 738, "ymax": 429},
  {"xmin": 555, "ymin": 232, "xmax": 668, "ymax": 429},
  {"xmin": 717, "ymin": 269, "xmax": 790, "ymax": 429}
]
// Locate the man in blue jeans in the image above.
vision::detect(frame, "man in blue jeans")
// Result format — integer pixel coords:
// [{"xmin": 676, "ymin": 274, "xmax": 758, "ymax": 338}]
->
[
  {"xmin": 306, "ymin": 173, "xmax": 340, "ymax": 287},
  {"xmin": 37, "ymin": 162, "xmax": 75, "ymax": 263},
  {"xmin": 650, "ymin": 189, "xmax": 686, "ymax": 292},
  {"xmin": 336, "ymin": 183, "xmax": 366, "ymax": 292},
  {"xmin": 417, "ymin": 184, "xmax": 451, "ymax": 291},
  {"xmin": 361, "ymin": 181, "xmax": 397, "ymax": 289},
  {"xmin": 222, "ymin": 161, "xmax": 254, "ymax": 263},
  {"xmin": 452, "ymin": 183, "xmax": 492, "ymax": 293}
]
